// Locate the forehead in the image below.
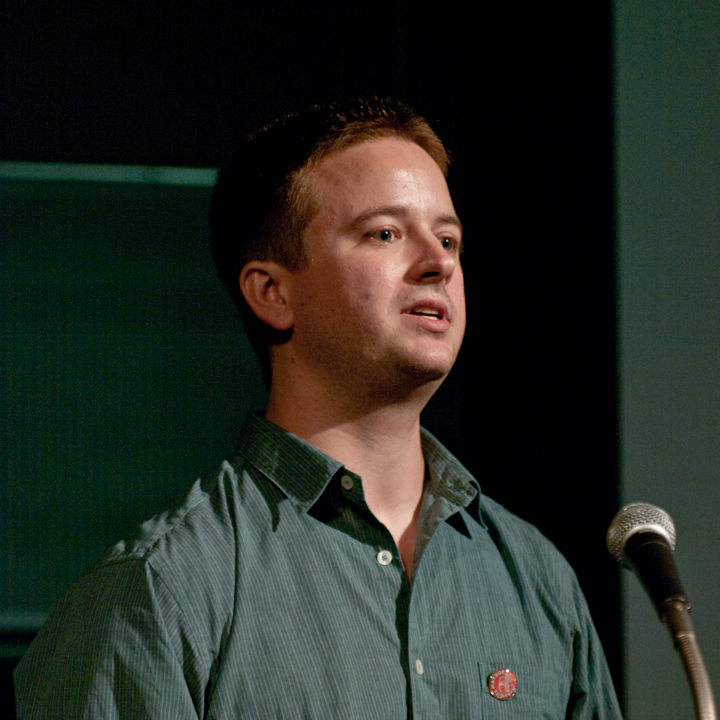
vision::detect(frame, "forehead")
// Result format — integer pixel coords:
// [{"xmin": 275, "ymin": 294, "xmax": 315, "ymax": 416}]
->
[{"xmin": 305, "ymin": 138, "xmax": 454, "ymax": 217}]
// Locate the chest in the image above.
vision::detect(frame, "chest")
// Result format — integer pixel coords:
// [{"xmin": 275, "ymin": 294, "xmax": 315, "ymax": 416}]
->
[{"xmin": 203, "ymin": 509, "xmax": 574, "ymax": 719}]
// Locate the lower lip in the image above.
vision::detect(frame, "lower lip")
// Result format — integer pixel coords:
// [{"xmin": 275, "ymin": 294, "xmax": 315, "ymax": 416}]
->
[{"xmin": 403, "ymin": 312, "xmax": 450, "ymax": 333}]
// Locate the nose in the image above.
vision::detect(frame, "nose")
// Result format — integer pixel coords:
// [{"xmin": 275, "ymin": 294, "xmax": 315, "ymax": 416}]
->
[{"xmin": 409, "ymin": 231, "xmax": 458, "ymax": 284}]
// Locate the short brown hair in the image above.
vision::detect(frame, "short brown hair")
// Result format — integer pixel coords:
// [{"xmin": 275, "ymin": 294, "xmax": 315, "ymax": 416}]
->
[{"xmin": 209, "ymin": 98, "xmax": 449, "ymax": 385}]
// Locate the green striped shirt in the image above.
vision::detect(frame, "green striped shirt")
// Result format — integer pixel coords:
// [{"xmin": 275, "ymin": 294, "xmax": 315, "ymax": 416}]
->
[{"xmin": 15, "ymin": 413, "xmax": 622, "ymax": 719}]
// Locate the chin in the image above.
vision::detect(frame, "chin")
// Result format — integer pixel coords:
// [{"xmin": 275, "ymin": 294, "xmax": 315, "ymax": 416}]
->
[
  {"xmin": 409, "ymin": 344, "xmax": 458, "ymax": 377},
  {"xmin": 402, "ymin": 363, "xmax": 451, "ymax": 385},
  {"xmin": 394, "ymin": 352, "xmax": 456, "ymax": 386},
  {"xmin": 359, "ymin": 342, "xmax": 459, "ymax": 395}
]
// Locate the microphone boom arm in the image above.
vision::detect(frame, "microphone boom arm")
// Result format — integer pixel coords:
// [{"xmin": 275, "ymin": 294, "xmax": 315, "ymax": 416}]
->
[{"xmin": 662, "ymin": 599, "xmax": 717, "ymax": 720}]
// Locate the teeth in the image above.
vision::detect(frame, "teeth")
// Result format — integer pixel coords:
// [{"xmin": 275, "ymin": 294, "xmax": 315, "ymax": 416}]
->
[{"xmin": 411, "ymin": 307, "xmax": 440, "ymax": 318}]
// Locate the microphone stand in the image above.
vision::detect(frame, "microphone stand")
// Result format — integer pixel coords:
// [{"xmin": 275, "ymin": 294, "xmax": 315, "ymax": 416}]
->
[
  {"xmin": 662, "ymin": 599, "xmax": 717, "ymax": 720},
  {"xmin": 607, "ymin": 504, "xmax": 718, "ymax": 720}
]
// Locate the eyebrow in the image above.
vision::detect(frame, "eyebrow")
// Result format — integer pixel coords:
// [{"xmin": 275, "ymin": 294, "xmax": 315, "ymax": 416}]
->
[{"xmin": 346, "ymin": 205, "xmax": 464, "ymax": 235}]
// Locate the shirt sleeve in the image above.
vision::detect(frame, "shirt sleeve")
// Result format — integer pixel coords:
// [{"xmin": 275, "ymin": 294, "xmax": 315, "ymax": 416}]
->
[{"xmin": 14, "ymin": 558, "xmax": 205, "ymax": 720}]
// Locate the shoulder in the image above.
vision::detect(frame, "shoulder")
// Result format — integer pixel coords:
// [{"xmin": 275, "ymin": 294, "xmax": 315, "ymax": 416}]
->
[
  {"xmin": 87, "ymin": 460, "xmax": 237, "ymax": 574},
  {"xmin": 15, "ymin": 456, "xmax": 255, "ymax": 715},
  {"xmin": 85, "ymin": 450, "xmax": 276, "ymax": 612},
  {"xmin": 475, "ymin": 493, "xmax": 588, "ymax": 618},
  {"xmin": 479, "ymin": 494, "xmax": 567, "ymax": 563},
  {"xmin": 421, "ymin": 428, "xmax": 579, "ymax": 586}
]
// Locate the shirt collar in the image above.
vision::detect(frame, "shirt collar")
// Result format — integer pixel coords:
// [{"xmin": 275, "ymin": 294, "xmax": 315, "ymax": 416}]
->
[
  {"xmin": 236, "ymin": 413, "xmax": 482, "ymax": 518},
  {"xmin": 420, "ymin": 427, "xmax": 480, "ymax": 509},
  {"xmin": 236, "ymin": 413, "xmax": 344, "ymax": 513}
]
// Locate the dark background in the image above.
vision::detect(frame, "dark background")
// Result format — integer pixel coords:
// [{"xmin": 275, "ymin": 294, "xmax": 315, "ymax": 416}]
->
[{"xmin": 1, "ymin": 1, "xmax": 620, "ymax": 714}]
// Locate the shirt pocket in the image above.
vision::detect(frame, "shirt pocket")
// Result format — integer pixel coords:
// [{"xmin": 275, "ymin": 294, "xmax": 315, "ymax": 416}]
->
[{"xmin": 477, "ymin": 660, "xmax": 571, "ymax": 719}]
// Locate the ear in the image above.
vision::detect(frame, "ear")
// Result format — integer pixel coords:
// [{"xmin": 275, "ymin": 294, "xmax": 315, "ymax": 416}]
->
[{"xmin": 239, "ymin": 261, "xmax": 295, "ymax": 331}]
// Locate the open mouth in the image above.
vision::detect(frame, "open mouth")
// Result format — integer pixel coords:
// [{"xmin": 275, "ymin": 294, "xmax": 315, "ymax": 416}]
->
[{"xmin": 409, "ymin": 307, "xmax": 444, "ymax": 319}]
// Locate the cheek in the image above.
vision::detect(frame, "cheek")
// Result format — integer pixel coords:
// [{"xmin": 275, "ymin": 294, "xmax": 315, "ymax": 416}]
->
[
  {"xmin": 342, "ymin": 262, "xmax": 397, "ymax": 307},
  {"xmin": 378, "ymin": 259, "xmax": 401, "ymax": 288},
  {"xmin": 362, "ymin": 256, "xmax": 405, "ymax": 298}
]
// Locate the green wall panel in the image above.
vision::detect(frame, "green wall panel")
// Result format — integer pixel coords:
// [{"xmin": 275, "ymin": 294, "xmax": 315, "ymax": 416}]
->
[
  {"xmin": 1, "ymin": 175, "xmax": 266, "ymax": 618},
  {"xmin": 615, "ymin": 2, "xmax": 720, "ymax": 716}
]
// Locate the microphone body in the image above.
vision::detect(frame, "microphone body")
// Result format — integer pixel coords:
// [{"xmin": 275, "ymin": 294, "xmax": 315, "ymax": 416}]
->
[
  {"xmin": 607, "ymin": 502, "xmax": 689, "ymax": 627},
  {"xmin": 622, "ymin": 527, "xmax": 688, "ymax": 621}
]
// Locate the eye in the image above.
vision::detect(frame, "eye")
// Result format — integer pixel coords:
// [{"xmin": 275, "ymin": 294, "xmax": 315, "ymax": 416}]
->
[
  {"xmin": 368, "ymin": 229, "xmax": 395, "ymax": 242},
  {"xmin": 440, "ymin": 236, "xmax": 455, "ymax": 250}
]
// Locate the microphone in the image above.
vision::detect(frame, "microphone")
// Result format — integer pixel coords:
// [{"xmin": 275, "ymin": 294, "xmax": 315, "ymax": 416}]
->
[
  {"xmin": 606, "ymin": 502, "xmax": 686, "ymax": 619},
  {"xmin": 607, "ymin": 503, "xmax": 717, "ymax": 720}
]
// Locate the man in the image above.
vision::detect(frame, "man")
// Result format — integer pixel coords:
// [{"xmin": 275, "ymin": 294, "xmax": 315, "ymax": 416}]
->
[{"xmin": 15, "ymin": 99, "xmax": 622, "ymax": 718}]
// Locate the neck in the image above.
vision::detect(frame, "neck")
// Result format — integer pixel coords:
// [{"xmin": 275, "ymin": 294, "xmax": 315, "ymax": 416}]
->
[
  {"xmin": 266, "ymin": 358, "xmax": 443, "ymax": 577},
  {"xmin": 265, "ymin": 355, "xmax": 439, "ymax": 481},
  {"xmin": 266, "ymin": 380, "xmax": 429, "ymax": 498}
]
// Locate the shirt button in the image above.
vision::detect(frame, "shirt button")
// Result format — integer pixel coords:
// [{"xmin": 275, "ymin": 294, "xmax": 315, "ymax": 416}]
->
[
  {"xmin": 376, "ymin": 550, "xmax": 393, "ymax": 566},
  {"xmin": 415, "ymin": 659, "xmax": 424, "ymax": 675},
  {"xmin": 340, "ymin": 474, "xmax": 354, "ymax": 490}
]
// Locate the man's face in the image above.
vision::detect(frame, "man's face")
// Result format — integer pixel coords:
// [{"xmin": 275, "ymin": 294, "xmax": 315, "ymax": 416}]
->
[{"xmin": 285, "ymin": 137, "xmax": 466, "ymax": 394}]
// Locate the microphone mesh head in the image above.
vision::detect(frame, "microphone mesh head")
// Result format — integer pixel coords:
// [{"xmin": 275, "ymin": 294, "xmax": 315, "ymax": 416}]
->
[{"xmin": 606, "ymin": 503, "xmax": 676, "ymax": 568}]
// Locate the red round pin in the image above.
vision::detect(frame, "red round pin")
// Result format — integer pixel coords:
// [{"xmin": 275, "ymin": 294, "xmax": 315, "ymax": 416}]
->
[{"xmin": 488, "ymin": 668, "xmax": 517, "ymax": 700}]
